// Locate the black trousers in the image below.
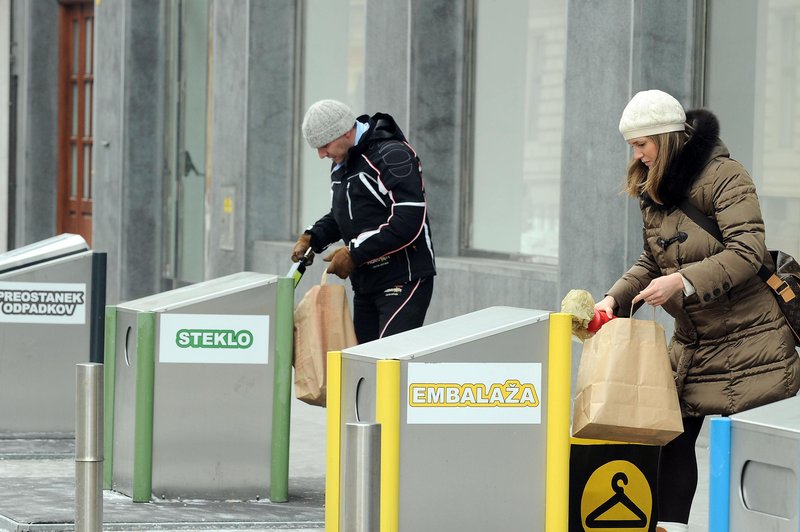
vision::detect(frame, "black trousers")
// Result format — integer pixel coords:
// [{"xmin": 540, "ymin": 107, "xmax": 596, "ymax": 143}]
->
[
  {"xmin": 352, "ymin": 277, "xmax": 434, "ymax": 344},
  {"xmin": 657, "ymin": 415, "xmax": 705, "ymax": 524}
]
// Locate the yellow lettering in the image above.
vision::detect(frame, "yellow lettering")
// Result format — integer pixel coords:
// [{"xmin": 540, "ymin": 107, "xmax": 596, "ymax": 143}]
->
[{"xmin": 408, "ymin": 380, "xmax": 540, "ymax": 408}]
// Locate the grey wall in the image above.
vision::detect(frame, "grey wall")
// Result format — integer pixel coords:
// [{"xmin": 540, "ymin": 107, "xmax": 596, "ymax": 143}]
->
[
  {"xmin": 205, "ymin": 2, "xmax": 249, "ymax": 279},
  {"xmin": 206, "ymin": 0, "xmax": 298, "ymax": 279},
  {"xmin": 409, "ymin": 0, "xmax": 466, "ymax": 258},
  {"xmin": 633, "ymin": 1, "xmax": 698, "ymax": 105},
  {"xmin": 364, "ymin": 1, "xmax": 410, "ymax": 126},
  {"xmin": 94, "ymin": 0, "xmax": 164, "ymax": 304},
  {"xmin": 245, "ymin": 0, "xmax": 297, "ymax": 248},
  {"xmin": 559, "ymin": 1, "xmax": 639, "ymax": 306},
  {"xmin": 11, "ymin": 0, "xmax": 59, "ymax": 247}
]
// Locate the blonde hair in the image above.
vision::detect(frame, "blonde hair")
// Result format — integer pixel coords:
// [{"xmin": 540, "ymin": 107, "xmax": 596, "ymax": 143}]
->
[{"xmin": 624, "ymin": 130, "xmax": 687, "ymax": 203}]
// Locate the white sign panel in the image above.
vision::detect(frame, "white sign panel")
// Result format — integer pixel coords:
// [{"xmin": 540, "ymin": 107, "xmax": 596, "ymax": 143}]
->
[
  {"xmin": 407, "ymin": 362, "xmax": 542, "ymax": 425},
  {"xmin": 0, "ymin": 281, "xmax": 87, "ymax": 324},
  {"xmin": 159, "ymin": 313, "xmax": 270, "ymax": 364}
]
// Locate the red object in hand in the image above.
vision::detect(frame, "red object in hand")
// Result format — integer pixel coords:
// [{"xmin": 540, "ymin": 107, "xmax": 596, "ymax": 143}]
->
[{"xmin": 587, "ymin": 309, "xmax": 615, "ymax": 333}]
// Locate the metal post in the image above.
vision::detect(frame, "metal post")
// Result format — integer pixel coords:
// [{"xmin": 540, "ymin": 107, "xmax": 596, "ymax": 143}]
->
[
  {"xmin": 342, "ymin": 422, "xmax": 381, "ymax": 532},
  {"xmin": 76, "ymin": 363, "xmax": 103, "ymax": 532}
]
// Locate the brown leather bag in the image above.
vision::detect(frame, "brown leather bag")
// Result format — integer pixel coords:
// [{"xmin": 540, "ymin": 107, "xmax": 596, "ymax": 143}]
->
[{"xmin": 679, "ymin": 199, "xmax": 800, "ymax": 345}]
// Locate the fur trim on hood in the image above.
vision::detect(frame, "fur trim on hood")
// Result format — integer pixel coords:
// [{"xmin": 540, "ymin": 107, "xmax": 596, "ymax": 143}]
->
[{"xmin": 642, "ymin": 109, "xmax": 725, "ymax": 209}]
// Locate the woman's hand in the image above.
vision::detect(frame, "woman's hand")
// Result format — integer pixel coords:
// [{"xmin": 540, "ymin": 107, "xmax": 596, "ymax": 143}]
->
[
  {"xmin": 595, "ymin": 295, "xmax": 616, "ymax": 318},
  {"xmin": 632, "ymin": 272, "xmax": 685, "ymax": 307}
]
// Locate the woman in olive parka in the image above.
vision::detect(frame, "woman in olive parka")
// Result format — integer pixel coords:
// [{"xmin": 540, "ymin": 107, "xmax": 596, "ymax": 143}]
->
[{"xmin": 595, "ymin": 90, "xmax": 800, "ymax": 532}]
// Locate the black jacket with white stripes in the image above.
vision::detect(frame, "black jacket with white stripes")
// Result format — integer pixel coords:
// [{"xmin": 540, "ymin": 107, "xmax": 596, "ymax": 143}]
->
[{"xmin": 305, "ymin": 113, "xmax": 436, "ymax": 294}]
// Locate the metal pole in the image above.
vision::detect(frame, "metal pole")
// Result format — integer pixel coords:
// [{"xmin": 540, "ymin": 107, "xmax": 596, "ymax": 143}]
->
[
  {"xmin": 342, "ymin": 422, "xmax": 381, "ymax": 532},
  {"xmin": 76, "ymin": 363, "xmax": 103, "ymax": 532}
]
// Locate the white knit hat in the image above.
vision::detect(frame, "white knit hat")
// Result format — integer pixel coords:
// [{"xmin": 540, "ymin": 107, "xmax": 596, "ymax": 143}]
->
[
  {"xmin": 302, "ymin": 99, "xmax": 356, "ymax": 149},
  {"xmin": 618, "ymin": 90, "xmax": 686, "ymax": 140}
]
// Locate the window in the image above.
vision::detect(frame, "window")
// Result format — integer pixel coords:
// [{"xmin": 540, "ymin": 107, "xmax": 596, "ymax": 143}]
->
[
  {"xmin": 705, "ymin": 0, "xmax": 800, "ymax": 257},
  {"xmin": 297, "ymin": 0, "xmax": 366, "ymax": 232},
  {"xmin": 468, "ymin": 0, "xmax": 567, "ymax": 259}
]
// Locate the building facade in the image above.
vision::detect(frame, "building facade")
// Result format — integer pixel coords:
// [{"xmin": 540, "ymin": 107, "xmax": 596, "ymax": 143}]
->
[{"xmin": 4, "ymin": 0, "xmax": 800, "ymax": 330}]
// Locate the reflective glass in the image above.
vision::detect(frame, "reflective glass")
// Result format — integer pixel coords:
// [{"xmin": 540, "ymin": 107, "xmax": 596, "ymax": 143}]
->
[
  {"xmin": 471, "ymin": 0, "xmax": 567, "ymax": 257},
  {"xmin": 72, "ymin": 19, "xmax": 79, "ymax": 74},
  {"xmin": 85, "ymin": 18, "xmax": 93, "ymax": 75},
  {"xmin": 299, "ymin": 0, "xmax": 366, "ymax": 231},
  {"xmin": 71, "ymin": 144, "xmax": 77, "ymax": 197},
  {"xmin": 706, "ymin": 0, "xmax": 800, "ymax": 257},
  {"xmin": 84, "ymin": 145, "xmax": 91, "ymax": 199}
]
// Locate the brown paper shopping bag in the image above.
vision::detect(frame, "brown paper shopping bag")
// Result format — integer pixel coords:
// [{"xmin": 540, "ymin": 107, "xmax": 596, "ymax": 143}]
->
[
  {"xmin": 293, "ymin": 271, "xmax": 358, "ymax": 407},
  {"xmin": 571, "ymin": 316, "xmax": 683, "ymax": 445}
]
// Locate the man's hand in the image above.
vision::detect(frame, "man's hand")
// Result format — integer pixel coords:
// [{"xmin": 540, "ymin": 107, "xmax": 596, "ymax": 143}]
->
[
  {"xmin": 291, "ymin": 234, "xmax": 314, "ymax": 265},
  {"xmin": 324, "ymin": 247, "xmax": 355, "ymax": 279}
]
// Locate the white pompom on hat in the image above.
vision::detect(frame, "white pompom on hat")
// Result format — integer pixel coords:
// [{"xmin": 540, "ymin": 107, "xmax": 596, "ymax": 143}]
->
[
  {"xmin": 618, "ymin": 90, "xmax": 686, "ymax": 140},
  {"xmin": 302, "ymin": 99, "xmax": 356, "ymax": 149}
]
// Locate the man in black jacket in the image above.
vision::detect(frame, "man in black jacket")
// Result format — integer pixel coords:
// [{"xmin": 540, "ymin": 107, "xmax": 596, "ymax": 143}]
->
[{"xmin": 291, "ymin": 99, "xmax": 436, "ymax": 343}]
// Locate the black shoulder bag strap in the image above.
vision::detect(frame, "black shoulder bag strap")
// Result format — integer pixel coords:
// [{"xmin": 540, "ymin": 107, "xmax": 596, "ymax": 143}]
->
[{"xmin": 677, "ymin": 198, "xmax": 772, "ymax": 281}]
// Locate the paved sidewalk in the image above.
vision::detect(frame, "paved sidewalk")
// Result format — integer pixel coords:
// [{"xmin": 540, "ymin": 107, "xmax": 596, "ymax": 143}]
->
[
  {"xmin": 0, "ymin": 399, "xmax": 711, "ymax": 531},
  {"xmin": 689, "ymin": 420, "xmax": 710, "ymax": 531},
  {"xmin": 0, "ymin": 397, "xmax": 327, "ymax": 532}
]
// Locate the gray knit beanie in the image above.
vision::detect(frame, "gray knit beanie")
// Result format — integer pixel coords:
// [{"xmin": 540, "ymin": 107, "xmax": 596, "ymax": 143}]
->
[
  {"xmin": 302, "ymin": 99, "xmax": 356, "ymax": 148},
  {"xmin": 619, "ymin": 90, "xmax": 686, "ymax": 140}
]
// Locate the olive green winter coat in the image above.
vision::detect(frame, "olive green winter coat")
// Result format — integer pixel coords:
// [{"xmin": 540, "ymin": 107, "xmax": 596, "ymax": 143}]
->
[{"xmin": 607, "ymin": 109, "xmax": 800, "ymax": 417}]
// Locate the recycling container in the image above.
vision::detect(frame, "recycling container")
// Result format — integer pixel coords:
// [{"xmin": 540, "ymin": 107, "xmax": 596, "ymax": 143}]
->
[
  {"xmin": 0, "ymin": 233, "xmax": 106, "ymax": 433},
  {"xmin": 325, "ymin": 306, "xmax": 574, "ymax": 532},
  {"xmin": 104, "ymin": 271, "xmax": 294, "ymax": 502},
  {"xmin": 724, "ymin": 395, "xmax": 800, "ymax": 531}
]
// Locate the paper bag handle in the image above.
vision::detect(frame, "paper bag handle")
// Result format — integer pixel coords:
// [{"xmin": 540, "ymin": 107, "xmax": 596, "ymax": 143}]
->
[
  {"xmin": 629, "ymin": 301, "xmax": 657, "ymax": 321},
  {"xmin": 320, "ymin": 270, "xmax": 328, "ymax": 286}
]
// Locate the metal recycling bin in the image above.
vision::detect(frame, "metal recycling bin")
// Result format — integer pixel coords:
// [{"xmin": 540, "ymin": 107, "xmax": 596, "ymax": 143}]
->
[
  {"xmin": 0, "ymin": 233, "xmax": 106, "ymax": 433},
  {"xmin": 725, "ymin": 395, "xmax": 800, "ymax": 531},
  {"xmin": 326, "ymin": 306, "xmax": 573, "ymax": 532},
  {"xmin": 104, "ymin": 271, "xmax": 294, "ymax": 502}
]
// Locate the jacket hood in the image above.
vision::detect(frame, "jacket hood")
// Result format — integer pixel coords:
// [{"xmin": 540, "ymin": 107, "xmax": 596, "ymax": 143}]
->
[
  {"xmin": 643, "ymin": 108, "xmax": 728, "ymax": 209},
  {"xmin": 347, "ymin": 113, "xmax": 407, "ymax": 160}
]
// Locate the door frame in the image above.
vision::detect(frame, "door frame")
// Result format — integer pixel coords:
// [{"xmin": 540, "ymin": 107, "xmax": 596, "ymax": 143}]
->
[{"xmin": 56, "ymin": 0, "xmax": 94, "ymax": 244}]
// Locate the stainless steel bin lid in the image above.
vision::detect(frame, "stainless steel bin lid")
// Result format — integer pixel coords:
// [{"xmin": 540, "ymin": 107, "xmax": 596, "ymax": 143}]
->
[
  {"xmin": 118, "ymin": 271, "xmax": 279, "ymax": 312},
  {"xmin": 0, "ymin": 233, "xmax": 89, "ymax": 274},
  {"xmin": 343, "ymin": 306, "xmax": 550, "ymax": 361},
  {"xmin": 730, "ymin": 395, "xmax": 800, "ymax": 436}
]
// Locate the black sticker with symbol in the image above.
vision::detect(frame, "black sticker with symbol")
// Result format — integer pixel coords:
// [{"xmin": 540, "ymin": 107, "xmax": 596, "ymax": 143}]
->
[{"xmin": 569, "ymin": 443, "xmax": 659, "ymax": 532}]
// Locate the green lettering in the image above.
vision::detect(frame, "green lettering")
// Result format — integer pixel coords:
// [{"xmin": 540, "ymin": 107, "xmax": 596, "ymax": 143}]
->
[{"xmin": 174, "ymin": 328, "xmax": 256, "ymax": 348}]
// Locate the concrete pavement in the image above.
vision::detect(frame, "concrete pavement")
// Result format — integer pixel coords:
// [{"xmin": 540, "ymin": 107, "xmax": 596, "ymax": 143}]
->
[
  {"xmin": 0, "ymin": 397, "xmax": 327, "ymax": 532},
  {"xmin": 0, "ymin": 397, "xmax": 711, "ymax": 531},
  {"xmin": 689, "ymin": 420, "xmax": 710, "ymax": 531}
]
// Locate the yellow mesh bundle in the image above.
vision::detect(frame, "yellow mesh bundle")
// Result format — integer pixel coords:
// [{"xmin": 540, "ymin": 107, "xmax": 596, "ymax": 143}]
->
[{"xmin": 560, "ymin": 289, "xmax": 596, "ymax": 341}]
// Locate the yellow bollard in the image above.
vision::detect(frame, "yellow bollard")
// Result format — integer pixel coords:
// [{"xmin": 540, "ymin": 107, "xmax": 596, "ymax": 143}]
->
[
  {"xmin": 325, "ymin": 351, "xmax": 343, "ymax": 532},
  {"xmin": 376, "ymin": 359, "xmax": 400, "ymax": 532},
  {"xmin": 545, "ymin": 312, "xmax": 572, "ymax": 532}
]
